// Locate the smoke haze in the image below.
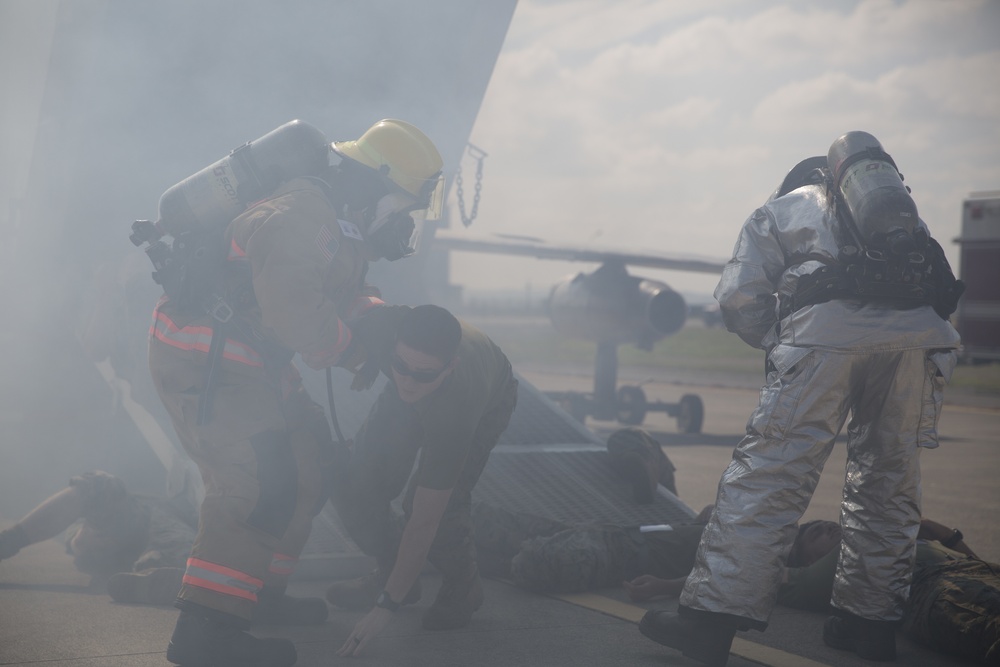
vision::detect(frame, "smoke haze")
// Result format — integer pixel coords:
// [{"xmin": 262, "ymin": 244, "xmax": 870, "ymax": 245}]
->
[{"xmin": 0, "ymin": 0, "xmax": 515, "ymax": 518}]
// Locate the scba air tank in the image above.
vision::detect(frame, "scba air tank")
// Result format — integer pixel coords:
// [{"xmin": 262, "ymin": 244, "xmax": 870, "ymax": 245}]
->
[
  {"xmin": 827, "ymin": 131, "xmax": 919, "ymax": 247},
  {"xmin": 157, "ymin": 119, "xmax": 330, "ymax": 236}
]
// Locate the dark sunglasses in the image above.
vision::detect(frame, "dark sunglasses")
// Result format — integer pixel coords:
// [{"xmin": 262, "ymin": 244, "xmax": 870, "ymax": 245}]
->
[{"xmin": 390, "ymin": 354, "xmax": 447, "ymax": 383}]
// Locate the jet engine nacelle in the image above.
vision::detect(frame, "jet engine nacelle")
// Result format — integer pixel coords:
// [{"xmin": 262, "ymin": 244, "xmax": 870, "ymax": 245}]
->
[{"xmin": 547, "ymin": 262, "xmax": 686, "ymax": 350}]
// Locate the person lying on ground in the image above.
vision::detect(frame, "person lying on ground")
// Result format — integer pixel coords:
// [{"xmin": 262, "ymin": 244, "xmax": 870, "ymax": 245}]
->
[
  {"xmin": 472, "ymin": 503, "xmax": 997, "ymax": 666},
  {"xmin": 0, "ymin": 470, "xmax": 330, "ymax": 627},
  {"xmin": 0, "ymin": 471, "xmax": 195, "ymax": 605}
]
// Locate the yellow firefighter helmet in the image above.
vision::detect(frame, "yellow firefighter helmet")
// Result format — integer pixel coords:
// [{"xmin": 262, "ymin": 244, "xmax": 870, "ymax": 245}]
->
[{"xmin": 333, "ymin": 119, "xmax": 444, "ymax": 214}]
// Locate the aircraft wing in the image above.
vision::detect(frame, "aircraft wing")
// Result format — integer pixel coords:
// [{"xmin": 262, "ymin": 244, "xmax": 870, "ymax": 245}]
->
[{"xmin": 433, "ymin": 230, "xmax": 728, "ymax": 274}]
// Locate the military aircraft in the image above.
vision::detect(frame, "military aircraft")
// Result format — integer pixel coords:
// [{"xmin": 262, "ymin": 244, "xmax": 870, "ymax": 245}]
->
[{"xmin": 433, "ymin": 231, "xmax": 728, "ymax": 432}]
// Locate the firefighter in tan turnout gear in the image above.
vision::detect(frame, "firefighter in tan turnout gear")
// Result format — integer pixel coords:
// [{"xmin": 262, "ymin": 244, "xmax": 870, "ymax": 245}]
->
[
  {"xmin": 146, "ymin": 119, "xmax": 443, "ymax": 667},
  {"xmin": 637, "ymin": 132, "xmax": 964, "ymax": 666}
]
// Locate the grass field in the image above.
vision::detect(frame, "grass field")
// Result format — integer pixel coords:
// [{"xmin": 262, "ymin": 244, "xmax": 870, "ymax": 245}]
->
[{"xmin": 478, "ymin": 318, "xmax": 1000, "ymax": 395}]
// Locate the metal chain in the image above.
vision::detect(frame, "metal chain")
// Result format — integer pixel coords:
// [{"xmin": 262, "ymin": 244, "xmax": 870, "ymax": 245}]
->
[{"xmin": 456, "ymin": 143, "xmax": 487, "ymax": 227}]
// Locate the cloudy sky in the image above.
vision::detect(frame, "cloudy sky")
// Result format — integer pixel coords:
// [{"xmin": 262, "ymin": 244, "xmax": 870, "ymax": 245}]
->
[{"xmin": 447, "ymin": 0, "xmax": 1000, "ymax": 299}]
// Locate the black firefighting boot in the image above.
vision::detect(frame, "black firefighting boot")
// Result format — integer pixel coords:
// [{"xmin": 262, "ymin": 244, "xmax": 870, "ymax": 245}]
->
[
  {"xmin": 422, "ymin": 564, "xmax": 485, "ymax": 631},
  {"xmin": 823, "ymin": 611, "xmax": 897, "ymax": 661},
  {"xmin": 254, "ymin": 585, "xmax": 329, "ymax": 626},
  {"xmin": 324, "ymin": 568, "xmax": 421, "ymax": 611},
  {"xmin": 607, "ymin": 427, "xmax": 678, "ymax": 504},
  {"xmin": 638, "ymin": 607, "xmax": 740, "ymax": 667},
  {"xmin": 107, "ymin": 567, "xmax": 184, "ymax": 606},
  {"xmin": 166, "ymin": 603, "xmax": 296, "ymax": 667}
]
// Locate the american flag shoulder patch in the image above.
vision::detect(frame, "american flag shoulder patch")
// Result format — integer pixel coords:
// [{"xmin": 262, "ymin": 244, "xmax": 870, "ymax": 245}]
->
[{"xmin": 315, "ymin": 225, "xmax": 340, "ymax": 263}]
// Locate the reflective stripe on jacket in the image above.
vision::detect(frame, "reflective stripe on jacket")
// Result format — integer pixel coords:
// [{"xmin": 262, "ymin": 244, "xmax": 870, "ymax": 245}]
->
[{"xmin": 150, "ymin": 297, "xmax": 263, "ymax": 368}]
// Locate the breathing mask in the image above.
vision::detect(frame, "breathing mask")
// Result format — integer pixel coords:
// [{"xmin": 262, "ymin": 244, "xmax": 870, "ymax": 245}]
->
[{"xmin": 367, "ymin": 193, "xmax": 418, "ymax": 261}]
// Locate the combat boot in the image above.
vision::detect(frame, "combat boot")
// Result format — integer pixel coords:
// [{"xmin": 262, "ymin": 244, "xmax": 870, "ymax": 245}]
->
[
  {"xmin": 422, "ymin": 568, "xmax": 485, "ymax": 631},
  {"xmin": 823, "ymin": 611, "xmax": 897, "ymax": 661},
  {"xmin": 638, "ymin": 608, "xmax": 739, "ymax": 667},
  {"xmin": 107, "ymin": 567, "xmax": 183, "ymax": 606},
  {"xmin": 324, "ymin": 568, "xmax": 421, "ymax": 611},
  {"xmin": 166, "ymin": 605, "xmax": 296, "ymax": 667},
  {"xmin": 254, "ymin": 585, "xmax": 328, "ymax": 626},
  {"xmin": 607, "ymin": 427, "xmax": 677, "ymax": 504}
]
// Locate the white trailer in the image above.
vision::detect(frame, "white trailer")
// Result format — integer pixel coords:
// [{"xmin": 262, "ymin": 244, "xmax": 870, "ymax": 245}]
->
[{"xmin": 954, "ymin": 191, "xmax": 1000, "ymax": 362}]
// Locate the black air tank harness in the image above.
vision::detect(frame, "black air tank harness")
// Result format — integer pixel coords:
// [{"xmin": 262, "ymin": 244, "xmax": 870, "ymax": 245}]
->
[{"xmin": 778, "ymin": 205, "xmax": 962, "ymax": 321}]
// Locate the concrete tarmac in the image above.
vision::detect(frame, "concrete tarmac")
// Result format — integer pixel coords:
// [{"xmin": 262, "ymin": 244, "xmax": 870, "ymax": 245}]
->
[
  {"xmin": 1, "ymin": 360, "xmax": 996, "ymax": 666},
  {"xmin": 0, "ymin": 526, "xmax": 977, "ymax": 667}
]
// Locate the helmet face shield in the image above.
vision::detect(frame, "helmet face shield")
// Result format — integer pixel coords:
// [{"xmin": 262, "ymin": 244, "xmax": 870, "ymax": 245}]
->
[{"xmin": 419, "ymin": 174, "xmax": 444, "ymax": 220}]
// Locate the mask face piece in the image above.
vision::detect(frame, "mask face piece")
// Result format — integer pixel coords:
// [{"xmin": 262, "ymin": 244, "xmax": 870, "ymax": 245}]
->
[{"xmin": 369, "ymin": 210, "xmax": 416, "ymax": 261}]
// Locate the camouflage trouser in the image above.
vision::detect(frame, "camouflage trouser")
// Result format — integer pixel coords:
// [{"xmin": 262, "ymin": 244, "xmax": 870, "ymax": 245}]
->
[
  {"xmin": 332, "ymin": 379, "xmax": 518, "ymax": 586},
  {"xmin": 471, "ymin": 502, "xmax": 570, "ymax": 578},
  {"xmin": 902, "ymin": 558, "xmax": 1000, "ymax": 665},
  {"xmin": 472, "ymin": 502, "xmax": 706, "ymax": 594}
]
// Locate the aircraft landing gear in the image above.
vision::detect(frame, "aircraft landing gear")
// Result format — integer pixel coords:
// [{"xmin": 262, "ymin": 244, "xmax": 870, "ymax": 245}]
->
[
  {"xmin": 545, "ymin": 342, "xmax": 706, "ymax": 433},
  {"xmin": 549, "ymin": 384, "xmax": 705, "ymax": 433},
  {"xmin": 615, "ymin": 385, "xmax": 647, "ymax": 425}
]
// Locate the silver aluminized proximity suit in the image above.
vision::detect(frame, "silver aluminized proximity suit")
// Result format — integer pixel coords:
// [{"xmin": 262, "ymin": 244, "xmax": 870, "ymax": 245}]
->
[{"xmin": 680, "ymin": 183, "xmax": 961, "ymax": 628}]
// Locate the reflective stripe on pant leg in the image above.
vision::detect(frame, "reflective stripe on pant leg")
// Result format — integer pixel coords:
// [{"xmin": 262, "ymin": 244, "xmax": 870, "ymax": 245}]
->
[
  {"xmin": 182, "ymin": 556, "xmax": 263, "ymax": 603},
  {"xmin": 833, "ymin": 348, "xmax": 927, "ymax": 620},
  {"xmin": 681, "ymin": 346, "xmax": 851, "ymax": 625},
  {"xmin": 181, "ymin": 490, "xmax": 276, "ymax": 619}
]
